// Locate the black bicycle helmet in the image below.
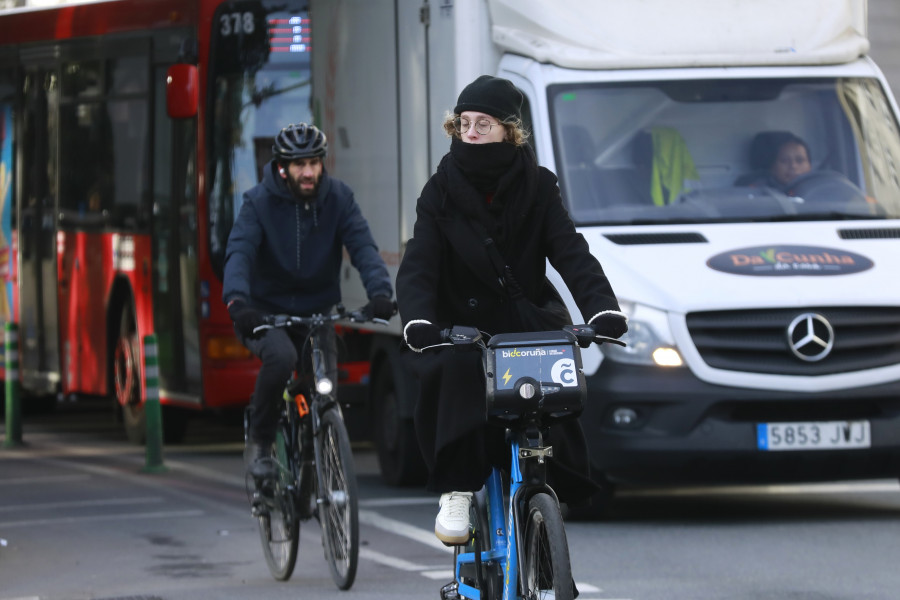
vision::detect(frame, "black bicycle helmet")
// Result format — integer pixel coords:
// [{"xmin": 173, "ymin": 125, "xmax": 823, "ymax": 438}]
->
[{"xmin": 272, "ymin": 122, "xmax": 327, "ymax": 161}]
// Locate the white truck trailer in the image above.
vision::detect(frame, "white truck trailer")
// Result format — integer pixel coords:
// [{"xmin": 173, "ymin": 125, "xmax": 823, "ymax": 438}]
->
[{"xmin": 312, "ymin": 0, "xmax": 900, "ymax": 500}]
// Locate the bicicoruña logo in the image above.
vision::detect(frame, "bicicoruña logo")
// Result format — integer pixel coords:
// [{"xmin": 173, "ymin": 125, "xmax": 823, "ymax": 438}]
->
[{"xmin": 707, "ymin": 245, "xmax": 873, "ymax": 276}]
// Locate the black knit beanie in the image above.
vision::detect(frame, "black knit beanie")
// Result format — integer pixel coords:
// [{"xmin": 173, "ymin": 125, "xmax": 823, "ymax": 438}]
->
[{"xmin": 454, "ymin": 75, "xmax": 523, "ymax": 122}]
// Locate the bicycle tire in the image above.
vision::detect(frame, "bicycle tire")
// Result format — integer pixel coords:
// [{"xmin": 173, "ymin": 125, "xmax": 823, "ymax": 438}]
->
[
  {"xmin": 257, "ymin": 420, "xmax": 300, "ymax": 580},
  {"xmin": 455, "ymin": 487, "xmax": 502, "ymax": 599},
  {"xmin": 522, "ymin": 492, "xmax": 574, "ymax": 600},
  {"xmin": 316, "ymin": 407, "xmax": 359, "ymax": 589}
]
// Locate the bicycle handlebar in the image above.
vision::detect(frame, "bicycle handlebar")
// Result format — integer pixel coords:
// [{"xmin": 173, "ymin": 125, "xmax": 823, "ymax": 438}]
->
[
  {"xmin": 252, "ymin": 304, "xmax": 390, "ymax": 335},
  {"xmin": 438, "ymin": 324, "xmax": 626, "ymax": 349}
]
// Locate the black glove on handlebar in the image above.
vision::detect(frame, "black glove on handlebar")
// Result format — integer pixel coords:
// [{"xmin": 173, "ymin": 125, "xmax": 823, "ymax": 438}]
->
[
  {"xmin": 404, "ymin": 322, "xmax": 443, "ymax": 352},
  {"xmin": 364, "ymin": 296, "xmax": 396, "ymax": 321},
  {"xmin": 588, "ymin": 311, "xmax": 628, "ymax": 340},
  {"xmin": 228, "ymin": 300, "xmax": 266, "ymax": 339}
]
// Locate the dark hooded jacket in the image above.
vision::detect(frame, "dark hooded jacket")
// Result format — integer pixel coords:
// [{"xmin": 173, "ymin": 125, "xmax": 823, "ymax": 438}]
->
[{"xmin": 223, "ymin": 160, "xmax": 392, "ymax": 314}]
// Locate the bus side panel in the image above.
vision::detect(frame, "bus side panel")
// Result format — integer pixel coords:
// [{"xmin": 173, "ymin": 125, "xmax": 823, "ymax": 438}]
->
[
  {"xmin": 0, "ymin": 103, "xmax": 13, "ymax": 382},
  {"xmin": 57, "ymin": 231, "xmax": 108, "ymax": 395}
]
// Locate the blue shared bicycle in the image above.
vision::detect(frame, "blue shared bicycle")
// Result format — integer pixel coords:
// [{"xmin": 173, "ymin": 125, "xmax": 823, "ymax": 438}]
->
[{"xmin": 437, "ymin": 324, "xmax": 621, "ymax": 600}]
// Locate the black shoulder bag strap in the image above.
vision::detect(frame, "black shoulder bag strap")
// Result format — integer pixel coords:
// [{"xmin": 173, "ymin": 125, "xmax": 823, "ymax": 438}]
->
[{"xmin": 468, "ymin": 220, "xmax": 526, "ymax": 301}]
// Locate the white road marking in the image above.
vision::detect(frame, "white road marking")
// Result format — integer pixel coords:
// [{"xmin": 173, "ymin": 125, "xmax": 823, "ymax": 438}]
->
[
  {"xmin": 0, "ymin": 497, "xmax": 163, "ymax": 513},
  {"xmin": 619, "ymin": 480, "xmax": 900, "ymax": 497},
  {"xmin": 359, "ymin": 508, "xmax": 452, "ymax": 553},
  {"xmin": 0, "ymin": 509, "xmax": 204, "ymax": 528},
  {"xmin": 359, "ymin": 547, "xmax": 444, "ymax": 571},
  {"xmin": 360, "ymin": 497, "xmax": 437, "ymax": 507},
  {"xmin": 2, "ymin": 474, "xmax": 90, "ymax": 486},
  {"xmin": 421, "ymin": 569, "xmax": 455, "ymax": 580}
]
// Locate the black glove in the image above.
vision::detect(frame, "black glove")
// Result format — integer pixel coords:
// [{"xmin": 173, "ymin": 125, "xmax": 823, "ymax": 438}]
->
[
  {"xmin": 589, "ymin": 311, "xmax": 628, "ymax": 340},
  {"xmin": 228, "ymin": 300, "xmax": 266, "ymax": 338},
  {"xmin": 404, "ymin": 322, "xmax": 443, "ymax": 351},
  {"xmin": 364, "ymin": 296, "xmax": 396, "ymax": 321}
]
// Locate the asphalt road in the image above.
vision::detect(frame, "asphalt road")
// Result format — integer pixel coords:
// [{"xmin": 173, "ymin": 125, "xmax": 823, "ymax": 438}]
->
[{"xmin": 4, "ymin": 400, "xmax": 900, "ymax": 600}]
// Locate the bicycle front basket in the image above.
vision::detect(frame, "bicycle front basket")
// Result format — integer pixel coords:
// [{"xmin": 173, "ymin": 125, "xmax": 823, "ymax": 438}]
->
[{"xmin": 485, "ymin": 331, "xmax": 586, "ymax": 423}]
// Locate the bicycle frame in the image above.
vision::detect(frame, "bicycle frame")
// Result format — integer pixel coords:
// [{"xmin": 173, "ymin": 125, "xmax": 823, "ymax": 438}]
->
[
  {"xmin": 455, "ymin": 431, "xmax": 558, "ymax": 600},
  {"xmin": 279, "ymin": 324, "xmax": 338, "ymax": 509}
]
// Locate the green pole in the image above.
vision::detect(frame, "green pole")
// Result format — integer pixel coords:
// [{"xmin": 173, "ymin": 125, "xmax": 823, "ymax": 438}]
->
[
  {"xmin": 141, "ymin": 333, "xmax": 166, "ymax": 473},
  {"xmin": 4, "ymin": 322, "xmax": 22, "ymax": 448}
]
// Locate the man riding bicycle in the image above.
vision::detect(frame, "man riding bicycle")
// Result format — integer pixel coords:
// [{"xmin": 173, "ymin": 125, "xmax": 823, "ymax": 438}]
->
[{"xmin": 223, "ymin": 122, "xmax": 395, "ymax": 480}]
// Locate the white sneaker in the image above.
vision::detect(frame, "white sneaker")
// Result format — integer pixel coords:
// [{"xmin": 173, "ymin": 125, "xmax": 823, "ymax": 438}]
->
[{"xmin": 435, "ymin": 491, "xmax": 472, "ymax": 545}]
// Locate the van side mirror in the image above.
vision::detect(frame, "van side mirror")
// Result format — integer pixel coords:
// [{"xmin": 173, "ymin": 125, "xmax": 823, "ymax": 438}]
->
[{"xmin": 166, "ymin": 64, "xmax": 198, "ymax": 119}]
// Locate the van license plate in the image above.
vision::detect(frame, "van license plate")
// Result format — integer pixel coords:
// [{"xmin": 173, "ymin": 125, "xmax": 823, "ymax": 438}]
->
[{"xmin": 757, "ymin": 421, "xmax": 871, "ymax": 451}]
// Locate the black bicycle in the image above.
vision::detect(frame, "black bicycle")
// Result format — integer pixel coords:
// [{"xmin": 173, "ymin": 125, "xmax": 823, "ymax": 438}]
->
[
  {"xmin": 437, "ymin": 324, "xmax": 623, "ymax": 600},
  {"xmin": 244, "ymin": 305, "xmax": 387, "ymax": 589}
]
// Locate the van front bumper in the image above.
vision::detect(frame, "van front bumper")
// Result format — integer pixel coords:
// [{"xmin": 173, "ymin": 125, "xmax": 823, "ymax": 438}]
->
[{"xmin": 581, "ymin": 362, "xmax": 900, "ymax": 485}]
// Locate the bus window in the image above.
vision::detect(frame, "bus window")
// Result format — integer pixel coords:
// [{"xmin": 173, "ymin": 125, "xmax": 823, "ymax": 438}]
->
[
  {"xmin": 59, "ymin": 102, "xmax": 113, "ymax": 222},
  {"xmin": 58, "ymin": 55, "xmax": 150, "ymax": 229},
  {"xmin": 207, "ymin": 0, "xmax": 312, "ymax": 278},
  {"xmin": 109, "ymin": 55, "xmax": 148, "ymax": 95}
]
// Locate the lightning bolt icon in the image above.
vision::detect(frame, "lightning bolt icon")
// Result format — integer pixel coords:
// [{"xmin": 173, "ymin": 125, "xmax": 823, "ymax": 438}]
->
[{"xmin": 502, "ymin": 368, "xmax": 512, "ymax": 386}]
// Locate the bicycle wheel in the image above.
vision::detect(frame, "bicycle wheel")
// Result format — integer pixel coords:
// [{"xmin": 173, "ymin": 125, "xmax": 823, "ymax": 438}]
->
[
  {"xmin": 256, "ymin": 423, "xmax": 300, "ymax": 580},
  {"xmin": 316, "ymin": 407, "xmax": 359, "ymax": 589},
  {"xmin": 455, "ymin": 487, "xmax": 502, "ymax": 599},
  {"xmin": 522, "ymin": 492, "xmax": 574, "ymax": 600}
]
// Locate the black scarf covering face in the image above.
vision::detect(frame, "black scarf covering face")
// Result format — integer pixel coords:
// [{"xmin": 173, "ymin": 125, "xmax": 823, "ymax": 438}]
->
[
  {"xmin": 449, "ymin": 136, "xmax": 517, "ymax": 192},
  {"xmin": 442, "ymin": 137, "xmax": 539, "ymax": 252}
]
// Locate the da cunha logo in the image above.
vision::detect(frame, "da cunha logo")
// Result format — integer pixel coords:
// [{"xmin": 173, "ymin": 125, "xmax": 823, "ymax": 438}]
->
[{"xmin": 707, "ymin": 245, "xmax": 873, "ymax": 276}]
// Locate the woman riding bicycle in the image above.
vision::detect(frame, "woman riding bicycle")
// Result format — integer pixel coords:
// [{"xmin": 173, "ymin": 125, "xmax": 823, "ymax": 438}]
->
[
  {"xmin": 396, "ymin": 75, "xmax": 628, "ymax": 545},
  {"xmin": 223, "ymin": 122, "xmax": 395, "ymax": 480}
]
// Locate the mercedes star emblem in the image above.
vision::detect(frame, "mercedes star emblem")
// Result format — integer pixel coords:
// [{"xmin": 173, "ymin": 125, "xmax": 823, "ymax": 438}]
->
[{"xmin": 786, "ymin": 313, "xmax": 834, "ymax": 362}]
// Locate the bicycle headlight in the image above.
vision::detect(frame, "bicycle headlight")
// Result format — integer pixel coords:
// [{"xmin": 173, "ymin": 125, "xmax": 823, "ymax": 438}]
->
[
  {"xmin": 602, "ymin": 303, "xmax": 684, "ymax": 367},
  {"xmin": 316, "ymin": 378, "xmax": 334, "ymax": 395}
]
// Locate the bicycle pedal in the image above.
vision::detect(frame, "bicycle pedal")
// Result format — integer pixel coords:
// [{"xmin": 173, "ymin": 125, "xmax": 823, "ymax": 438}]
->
[
  {"xmin": 249, "ymin": 493, "xmax": 269, "ymax": 518},
  {"xmin": 439, "ymin": 580, "xmax": 461, "ymax": 600}
]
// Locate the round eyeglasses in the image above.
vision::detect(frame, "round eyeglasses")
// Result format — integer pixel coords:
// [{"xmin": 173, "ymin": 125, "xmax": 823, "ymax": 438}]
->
[{"xmin": 454, "ymin": 117, "xmax": 500, "ymax": 136}]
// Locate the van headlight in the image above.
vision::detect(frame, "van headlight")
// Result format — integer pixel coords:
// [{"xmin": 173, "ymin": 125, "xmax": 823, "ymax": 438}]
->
[{"xmin": 602, "ymin": 303, "xmax": 684, "ymax": 367}]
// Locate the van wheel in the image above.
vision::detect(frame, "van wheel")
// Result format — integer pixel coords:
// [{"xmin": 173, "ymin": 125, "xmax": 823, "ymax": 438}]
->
[
  {"xmin": 372, "ymin": 361, "xmax": 426, "ymax": 486},
  {"xmin": 114, "ymin": 305, "xmax": 145, "ymax": 444}
]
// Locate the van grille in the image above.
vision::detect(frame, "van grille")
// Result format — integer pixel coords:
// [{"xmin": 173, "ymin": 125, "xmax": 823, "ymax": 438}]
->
[
  {"xmin": 604, "ymin": 232, "xmax": 707, "ymax": 245},
  {"xmin": 685, "ymin": 307, "xmax": 900, "ymax": 375},
  {"xmin": 838, "ymin": 227, "xmax": 900, "ymax": 239}
]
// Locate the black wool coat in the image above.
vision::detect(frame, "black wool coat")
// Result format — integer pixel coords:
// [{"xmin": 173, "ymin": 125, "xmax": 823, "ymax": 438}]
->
[{"xmin": 396, "ymin": 147, "xmax": 621, "ymax": 500}]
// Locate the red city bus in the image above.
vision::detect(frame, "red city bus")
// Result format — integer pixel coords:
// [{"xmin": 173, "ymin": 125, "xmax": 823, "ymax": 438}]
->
[{"xmin": 0, "ymin": 0, "xmax": 314, "ymax": 442}]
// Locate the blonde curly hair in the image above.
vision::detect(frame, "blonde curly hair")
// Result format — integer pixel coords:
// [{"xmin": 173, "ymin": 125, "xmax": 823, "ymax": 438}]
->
[{"xmin": 442, "ymin": 112, "xmax": 530, "ymax": 146}]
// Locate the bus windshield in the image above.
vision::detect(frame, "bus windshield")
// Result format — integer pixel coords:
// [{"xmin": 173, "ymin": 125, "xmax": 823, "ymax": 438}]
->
[
  {"xmin": 550, "ymin": 78, "xmax": 900, "ymax": 226},
  {"xmin": 207, "ymin": 0, "xmax": 311, "ymax": 276}
]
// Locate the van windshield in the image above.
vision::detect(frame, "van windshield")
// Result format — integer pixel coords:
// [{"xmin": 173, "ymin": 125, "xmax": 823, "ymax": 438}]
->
[{"xmin": 549, "ymin": 78, "xmax": 900, "ymax": 225}]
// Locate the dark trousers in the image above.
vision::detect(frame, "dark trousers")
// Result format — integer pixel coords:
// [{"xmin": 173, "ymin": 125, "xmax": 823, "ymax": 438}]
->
[{"xmin": 238, "ymin": 324, "xmax": 337, "ymax": 443}]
